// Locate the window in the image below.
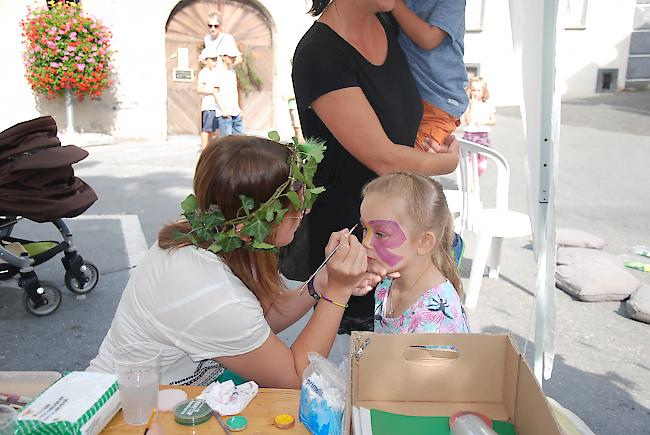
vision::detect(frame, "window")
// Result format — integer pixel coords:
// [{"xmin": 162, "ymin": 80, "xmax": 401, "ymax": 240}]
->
[
  {"xmin": 466, "ymin": 0, "xmax": 485, "ymax": 32},
  {"xmin": 596, "ymin": 69, "xmax": 618, "ymax": 93},
  {"xmin": 563, "ymin": 0, "xmax": 588, "ymax": 30},
  {"xmin": 465, "ymin": 63, "xmax": 481, "ymax": 79}
]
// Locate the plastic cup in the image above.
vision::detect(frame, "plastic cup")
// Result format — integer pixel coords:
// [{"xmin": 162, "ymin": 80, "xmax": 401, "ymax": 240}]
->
[
  {"xmin": 113, "ymin": 342, "xmax": 161, "ymax": 425},
  {"xmin": 0, "ymin": 405, "xmax": 16, "ymax": 435}
]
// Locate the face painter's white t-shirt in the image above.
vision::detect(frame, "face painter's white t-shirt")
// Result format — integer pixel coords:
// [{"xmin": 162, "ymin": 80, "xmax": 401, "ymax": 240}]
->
[{"xmin": 87, "ymin": 243, "xmax": 270, "ymax": 385}]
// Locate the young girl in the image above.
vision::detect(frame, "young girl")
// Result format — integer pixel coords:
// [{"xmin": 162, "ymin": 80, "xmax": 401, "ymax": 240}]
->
[
  {"xmin": 462, "ymin": 77, "xmax": 496, "ymax": 176},
  {"xmin": 361, "ymin": 173, "xmax": 470, "ymax": 334}
]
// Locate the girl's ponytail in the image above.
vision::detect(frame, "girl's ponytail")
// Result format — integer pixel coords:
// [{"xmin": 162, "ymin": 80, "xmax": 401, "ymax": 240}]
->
[{"xmin": 433, "ymin": 211, "xmax": 464, "ymax": 301}]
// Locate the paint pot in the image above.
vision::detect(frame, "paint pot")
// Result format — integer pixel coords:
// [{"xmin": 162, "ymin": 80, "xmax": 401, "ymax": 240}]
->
[
  {"xmin": 158, "ymin": 389, "xmax": 188, "ymax": 412},
  {"xmin": 225, "ymin": 415, "xmax": 248, "ymax": 432},
  {"xmin": 274, "ymin": 413, "xmax": 295, "ymax": 429},
  {"xmin": 173, "ymin": 399, "xmax": 212, "ymax": 426}
]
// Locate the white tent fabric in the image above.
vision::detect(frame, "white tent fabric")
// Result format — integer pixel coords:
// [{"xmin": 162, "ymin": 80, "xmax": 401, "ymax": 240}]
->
[{"xmin": 508, "ymin": 0, "xmax": 562, "ymax": 382}]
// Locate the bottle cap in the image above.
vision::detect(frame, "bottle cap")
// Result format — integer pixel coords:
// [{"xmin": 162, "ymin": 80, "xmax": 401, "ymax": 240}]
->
[
  {"xmin": 226, "ymin": 415, "xmax": 248, "ymax": 431},
  {"xmin": 274, "ymin": 413, "xmax": 295, "ymax": 429},
  {"xmin": 173, "ymin": 399, "xmax": 212, "ymax": 426}
]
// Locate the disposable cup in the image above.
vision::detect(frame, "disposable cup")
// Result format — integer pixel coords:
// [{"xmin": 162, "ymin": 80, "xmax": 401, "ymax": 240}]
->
[
  {"xmin": 0, "ymin": 405, "xmax": 16, "ymax": 435},
  {"xmin": 113, "ymin": 342, "xmax": 161, "ymax": 425}
]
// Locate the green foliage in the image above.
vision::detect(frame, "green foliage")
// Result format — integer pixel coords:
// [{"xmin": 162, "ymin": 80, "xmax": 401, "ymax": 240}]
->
[
  {"xmin": 178, "ymin": 132, "xmax": 326, "ymax": 253},
  {"xmin": 235, "ymin": 51, "xmax": 263, "ymax": 94}
]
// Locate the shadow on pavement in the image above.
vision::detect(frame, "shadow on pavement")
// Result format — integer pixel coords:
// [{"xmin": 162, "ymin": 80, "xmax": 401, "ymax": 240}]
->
[{"xmin": 482, "ymin": 325, "xmax": 650, "ymax": 434}]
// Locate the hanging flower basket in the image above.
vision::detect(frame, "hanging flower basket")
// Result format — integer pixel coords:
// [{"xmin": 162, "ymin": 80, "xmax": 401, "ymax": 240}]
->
[{"xmin": 20, "ymin": 1, "xmax": 113, "ymax": 100}]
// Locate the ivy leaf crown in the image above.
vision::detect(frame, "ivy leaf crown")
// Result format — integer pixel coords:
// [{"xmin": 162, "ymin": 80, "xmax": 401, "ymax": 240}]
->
[{"xmin": 179, "ymin": 131, "xmax": 326, "ymax": 253}]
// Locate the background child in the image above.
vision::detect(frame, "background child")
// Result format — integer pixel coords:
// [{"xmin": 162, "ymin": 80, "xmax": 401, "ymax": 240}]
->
[
  {"xmin": 361, "ymin": 173, "xmax": 470, "ymax": 334},
  {"xmin": 214, "ymin": 52, "xmax": 245, "ymax": 136},
  {"xmin": 197, "ymin": 47, "xmax": 222, "ymax": 150},
  {"xmin": 461, "ymin": 76, "xmax": 496, "ymax": 176},
  {"xmin": 392, "ymin": 0, "xmax": 468, "ymax": 152}
]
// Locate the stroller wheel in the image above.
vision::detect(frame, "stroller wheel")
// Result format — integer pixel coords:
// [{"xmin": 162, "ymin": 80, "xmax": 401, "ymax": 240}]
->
[
  {"xmin": 64, "ymin": 261, "xmax": 99, "ymax": 294},
  {"xmin": 22, "ymin": 281, "xmax": 62, "ymax": 316}
]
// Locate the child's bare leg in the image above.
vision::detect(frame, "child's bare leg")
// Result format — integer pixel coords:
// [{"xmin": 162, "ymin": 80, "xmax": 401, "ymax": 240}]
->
[{"xmin": 200, "ymin": 131, "xmax": 210, "ymax": 150}]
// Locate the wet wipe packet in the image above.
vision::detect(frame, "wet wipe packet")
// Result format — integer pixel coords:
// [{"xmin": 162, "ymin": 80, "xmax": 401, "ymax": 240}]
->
[{"xmin": 299, "ymin": 352, "xmax": 346, "ymax": 435}]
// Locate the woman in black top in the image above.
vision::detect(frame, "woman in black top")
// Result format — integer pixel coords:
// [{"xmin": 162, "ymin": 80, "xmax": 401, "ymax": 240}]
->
[{"xmin": 282, "ymin": 0, "xmax": 459, "ymax": 334}]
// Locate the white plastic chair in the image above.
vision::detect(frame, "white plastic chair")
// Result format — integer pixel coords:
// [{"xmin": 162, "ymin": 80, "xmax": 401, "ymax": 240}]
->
[{"xmin": 455, "ymin": 138, "xmax": 532, "ymax": 309}]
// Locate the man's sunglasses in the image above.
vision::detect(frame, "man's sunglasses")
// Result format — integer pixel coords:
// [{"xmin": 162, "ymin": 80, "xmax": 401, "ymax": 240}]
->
[{"xmin": 208, "ymin": 24, "xmax": 220, "ymax": 28}]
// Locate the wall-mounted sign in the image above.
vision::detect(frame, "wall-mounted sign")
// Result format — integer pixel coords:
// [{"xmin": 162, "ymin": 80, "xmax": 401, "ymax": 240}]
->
[{"xmin": 173, "ymin": 68, "xmax": 194, "ymax": 82}]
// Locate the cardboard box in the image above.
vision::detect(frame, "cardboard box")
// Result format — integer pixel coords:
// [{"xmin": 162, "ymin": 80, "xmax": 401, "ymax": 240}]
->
[{"xmin": 345, "ymin": 332, "xmax": 562, "ymax": 435}]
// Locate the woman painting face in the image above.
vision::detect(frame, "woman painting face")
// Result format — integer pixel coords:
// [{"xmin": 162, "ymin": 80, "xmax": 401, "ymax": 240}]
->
[{"xmin": 360, "ymin": 193, "xmax": 415, "ymax": 273}]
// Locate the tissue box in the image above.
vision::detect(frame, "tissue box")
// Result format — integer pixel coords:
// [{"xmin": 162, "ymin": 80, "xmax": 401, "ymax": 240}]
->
[
  {"xmin": 16, "ymin": 371, "xmax": 121, "ymax": 435},
  {"xmin": 345, "ymin": 332, "xmax": 562, "ymax": 435}
]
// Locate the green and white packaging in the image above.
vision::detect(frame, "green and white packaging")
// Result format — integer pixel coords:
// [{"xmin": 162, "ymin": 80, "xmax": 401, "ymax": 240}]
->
[{"xmin": 15, "ymin": 371, "xmax": 121, "ymax": 435}]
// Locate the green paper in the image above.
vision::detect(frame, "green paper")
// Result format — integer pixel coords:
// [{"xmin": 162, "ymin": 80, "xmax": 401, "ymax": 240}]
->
[
  {"xmin": 370, "ymin": 409, "xmax": 517, "ymax": 435},
  {"xmin": 624, "ymin": 260, "xmax": 650, "ymax": 272}
]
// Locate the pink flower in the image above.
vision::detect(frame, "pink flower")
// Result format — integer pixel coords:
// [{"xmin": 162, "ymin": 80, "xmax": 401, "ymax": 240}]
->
[
  {"xmin": 75, "ymin": 56, "xmax": 81, "ymax": 60},
  {"xmin": 46, "ymin": 41, "xmax": 56, "ymax": 49},
  {"xmin": 62, "ymin": 56, "xmax": 69, "ymax": 60},
  {"xmin": 88, "ymin": 57, "xmax": 95, "ymax": 63},
  {"xmin": 66, "ymin": 45, "xmax": 76, "ymax": 52},
  {"xmin": 70, "ymin": 32, "xmax": 77, "ymax": 40},
  {"xmin": 76, "ymin": 63, "xmax": 85, "ymax": 71},
  {"xmin": 54, "ymin": 35, "xmax": 61, "ymax": 40},
  {"xmin": 50, "ymin": 62, "xmax": 59, "ymax": 68}
]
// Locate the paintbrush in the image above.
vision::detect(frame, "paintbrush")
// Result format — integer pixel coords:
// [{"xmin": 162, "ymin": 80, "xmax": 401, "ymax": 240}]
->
[
  {"xmin": 299, "ymin": 224, "xmax": 359, "ymax": 293},
  {"xmin": 143, "ymin": 408, "xmax": 157, "ymax": 435},
  {"xmin": 212, "ymin": 410, "xmax": 232, "ymax": 434}
]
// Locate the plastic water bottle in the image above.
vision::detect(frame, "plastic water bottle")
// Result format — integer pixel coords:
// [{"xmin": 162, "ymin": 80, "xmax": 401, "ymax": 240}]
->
[{"xmin": 450, "ymin": 413, "xmax": 498, "ymax": 435}]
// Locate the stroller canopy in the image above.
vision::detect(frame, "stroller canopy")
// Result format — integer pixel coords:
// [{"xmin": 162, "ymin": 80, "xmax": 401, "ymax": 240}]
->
[{"xmin": 0, "ymin": 116, "xmax": 97, "ymax": 222}]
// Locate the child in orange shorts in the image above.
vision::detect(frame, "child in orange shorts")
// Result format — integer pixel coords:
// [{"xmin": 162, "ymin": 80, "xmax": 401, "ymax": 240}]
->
[{"xmin": 392, "ymin": 0, "xmax": 469, "ymax": 151}]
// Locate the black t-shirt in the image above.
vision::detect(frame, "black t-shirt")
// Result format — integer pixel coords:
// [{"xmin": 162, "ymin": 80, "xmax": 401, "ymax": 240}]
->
[{"xmin": 281, "ymin": 15, "xmax": 422, "ymax": 333}]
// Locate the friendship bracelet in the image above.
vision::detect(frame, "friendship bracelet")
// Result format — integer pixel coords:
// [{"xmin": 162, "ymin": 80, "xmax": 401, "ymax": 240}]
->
[
  {"xmin": 307, "ymin": 277, "xmax": 320, "ymax": 301},
  {"xmin": 319, "ymin": 293, "xmax": 348, "ymax": 309}
]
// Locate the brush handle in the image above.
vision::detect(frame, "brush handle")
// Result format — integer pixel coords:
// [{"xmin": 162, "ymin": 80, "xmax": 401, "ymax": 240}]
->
[{"xmin": 299, "ymin": 224, "xmax": 358, "ymax": 293}]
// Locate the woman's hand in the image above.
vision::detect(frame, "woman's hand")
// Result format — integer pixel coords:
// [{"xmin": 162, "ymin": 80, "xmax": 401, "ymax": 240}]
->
[
  {"xmin": 314, "ymin": 268, "xmax": 393, "ymax": 297},
  {"xmin": 323, "ymin": 229, "xmax": 368, "ymax": 296}
]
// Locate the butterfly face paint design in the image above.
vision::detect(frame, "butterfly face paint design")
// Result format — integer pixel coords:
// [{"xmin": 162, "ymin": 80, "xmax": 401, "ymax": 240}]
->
[{"xmin": 363, "ymin": 220, "xmax": 407, "ymax": 267}]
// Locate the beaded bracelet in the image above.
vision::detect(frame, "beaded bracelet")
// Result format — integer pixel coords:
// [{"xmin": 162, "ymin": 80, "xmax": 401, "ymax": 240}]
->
[{"xmin": 319, "ymin": 294, "xmax": 348, "ymax": 309}]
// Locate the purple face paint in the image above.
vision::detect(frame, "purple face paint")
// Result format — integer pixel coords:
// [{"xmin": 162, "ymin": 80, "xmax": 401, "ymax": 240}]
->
[{"xmin": 366, "ymin": 220, "xmax": 406, "ymax": 266}]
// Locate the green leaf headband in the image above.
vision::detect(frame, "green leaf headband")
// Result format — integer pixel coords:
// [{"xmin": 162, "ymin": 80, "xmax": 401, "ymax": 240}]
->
[{"xmin": 178, "ymin": 131, "xmax": 326, "ymax": 253}]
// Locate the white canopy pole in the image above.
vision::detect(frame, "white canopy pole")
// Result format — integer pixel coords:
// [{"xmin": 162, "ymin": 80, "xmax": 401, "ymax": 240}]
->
[
  {"xmin": 534, "ymin": 0, "xmax": 561, "ymax": 384},
  {"xmin": 509, "ymin": 0, "xmax": 561, "ymax": 385}
]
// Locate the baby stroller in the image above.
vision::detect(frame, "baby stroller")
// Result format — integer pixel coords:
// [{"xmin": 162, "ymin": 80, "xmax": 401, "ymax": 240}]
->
[{"xmin": 0, "ymin": 116, "xmax": 99, "ymax": 316}]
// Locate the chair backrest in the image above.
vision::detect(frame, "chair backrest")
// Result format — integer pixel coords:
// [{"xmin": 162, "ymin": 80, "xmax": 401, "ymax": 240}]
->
[{"xmin": 456, "ymin": 138, "xmax": 511, "ymax": 232}]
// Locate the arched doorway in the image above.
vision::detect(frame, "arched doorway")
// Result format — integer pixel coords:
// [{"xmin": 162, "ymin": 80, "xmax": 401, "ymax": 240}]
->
[{"xmin": 165, "ymin": 0, "xmax": 273, "ymax": 135}]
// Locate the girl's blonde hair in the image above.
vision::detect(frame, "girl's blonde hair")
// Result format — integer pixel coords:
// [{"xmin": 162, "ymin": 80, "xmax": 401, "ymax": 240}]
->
[
  {"xmin": 362, "ymin": 173, "xmax": 463, "ymax": 300},
  {"xmin": 467, "ymin": 76, "xmax": 490, "ymax": 102}
]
